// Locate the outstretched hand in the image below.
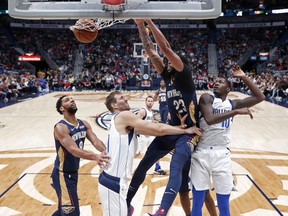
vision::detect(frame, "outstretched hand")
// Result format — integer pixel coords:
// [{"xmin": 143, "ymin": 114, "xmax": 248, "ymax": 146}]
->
[
  {"xmin": 237, "ymin": 107, "xmax": 253, "ymax": 119},
  {"xmin": 231, "ymin": 64, "xmax": 245, "ymax": 78},
  {"xmin": 95, "ymin": 151, "xmax": 111, "ymax": 169},
  {"xmin": 184, "ymin": 126, "xmax": 203, "ymax": 136}
]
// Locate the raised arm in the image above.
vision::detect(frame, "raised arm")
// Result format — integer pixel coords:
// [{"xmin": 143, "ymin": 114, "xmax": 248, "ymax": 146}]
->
[
  {"xmin": 144, "ymin": 19, "xmax": 184, "ymax": 72},
  {"xmin": 134, "ymin": 19, "xmax": 165, "ymax": 74},
  {"xmin": 54, "ymin": 123, "xmax": 110, "ymax": 166},
  {"xmin": 115, "ymin": 110, "xmax": 202, "ymax": 137},
  {"xmin": 83, "ymin": 120, "xmax": 106, "ymax": 152},
  {"xmin": 153, "ymin": 90, "xmax": 159, "ymax": 102},
  {"xmin": 200, "ymin": 93, "xmax": 253, "ymax": 125},
  {"xmin": 231, "ymin": 64, "xmax": 265, "ymax": 109}
]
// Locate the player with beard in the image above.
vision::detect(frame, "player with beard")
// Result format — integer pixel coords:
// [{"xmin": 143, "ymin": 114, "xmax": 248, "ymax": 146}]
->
[
  {"xmin": 127, "ymin": 19, "xmax": 216, "ymax": 216},
  {"xmin": 51, "ymin": 95, "xmax": 110, "ymax": 216}
]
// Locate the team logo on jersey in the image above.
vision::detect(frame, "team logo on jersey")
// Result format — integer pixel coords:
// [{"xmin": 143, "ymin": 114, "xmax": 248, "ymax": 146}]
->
[
  {"xmin": 95, "ymin": 108, "xmax": 139, "ymax": 130},
  {"xmin": 95, "ymin": 109, "xmax": 160, "ymax": 130}
]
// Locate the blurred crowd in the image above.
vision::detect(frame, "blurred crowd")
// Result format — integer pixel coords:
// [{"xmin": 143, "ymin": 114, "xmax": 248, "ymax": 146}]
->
[
  {"xmin": 1, "ymin": 68, "xmax": 287, "ymax": 104},
  {"xmin": 0, "ymin": 25, "xmax": 287, "ymax": 105}
]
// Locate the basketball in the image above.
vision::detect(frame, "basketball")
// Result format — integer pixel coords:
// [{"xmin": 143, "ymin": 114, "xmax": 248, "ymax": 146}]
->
[
  {"xmin": 71, "ymin": 19, "xmax": 98, "ymax": 43},
  {"xmin": 72, "ymin": 28, "xmax": 98, "ymax": 43}
]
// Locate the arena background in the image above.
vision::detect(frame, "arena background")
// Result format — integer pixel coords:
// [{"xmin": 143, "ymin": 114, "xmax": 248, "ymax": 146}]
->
[{"xmin": 0, "ymin": 0, "xmax": 288, "ymax": 215}]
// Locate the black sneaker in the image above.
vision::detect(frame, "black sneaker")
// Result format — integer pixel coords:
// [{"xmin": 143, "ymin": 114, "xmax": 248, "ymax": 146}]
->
[
  {"xmin": 154, "ymin": 168, "xmax": 166, "ymax": 175},
  {"xmin": 127, "ymin": 205, "xmax": 134, "ymax": 216}
]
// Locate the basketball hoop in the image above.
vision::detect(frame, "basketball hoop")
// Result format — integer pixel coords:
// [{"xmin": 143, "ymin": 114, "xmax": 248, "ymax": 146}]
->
[
  {"xmin": 9, "ymin": 0, "xmax": 222, "ymax": 20},
  {"xmin": 101, "ymin": 0, "xmax": 126, "ymax": 11},
  {"xmin": 101, "ymin": 0, "xmax": 126, "ymax": 6},
  {"xmin": 70, "ymin": 18, "xmax": 128, "ymax": 32}
]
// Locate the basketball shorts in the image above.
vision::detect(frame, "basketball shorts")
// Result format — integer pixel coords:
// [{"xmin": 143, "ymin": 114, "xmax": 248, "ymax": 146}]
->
[
  {"xmin": 98, "ymin": 171, "xmax": 128, "ymax": 216},
  {"xmin": 51, "ymin": 168, "xmax": 79, "ymax": 216},
  {"xmin": 147, "ymin": 134, "xmax": 191, "ymax": 152},
  {"xmin": 191, "ymin": 145, "xmax": 233, "ymax": 195},
  {"xmin": 148, "ymin": 134, "xmax": 192, "ymax": 192}
]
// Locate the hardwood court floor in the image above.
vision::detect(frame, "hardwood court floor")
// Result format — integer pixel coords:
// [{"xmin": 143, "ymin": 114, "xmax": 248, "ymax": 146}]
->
[{"xmin": 0, "ymin": 91, "xmax": 287, "ymax": 216}]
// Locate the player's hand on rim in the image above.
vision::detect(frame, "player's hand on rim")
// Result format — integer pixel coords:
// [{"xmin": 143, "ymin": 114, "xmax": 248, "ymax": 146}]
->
[
  {"xmin": 134, "ymin": 19, "xmax": 144, "ymax": 25},
  {"xmin": 144, "ymin": 19, "xmax": 153, "ymax": 24}
]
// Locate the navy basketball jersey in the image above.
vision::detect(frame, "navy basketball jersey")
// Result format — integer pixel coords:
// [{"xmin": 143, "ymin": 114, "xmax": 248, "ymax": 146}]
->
[
  {"xmin": 158, "ymin": 88, "xmax": 168, "ymax": 108},
  {"xmin": 53, "ymin": 119, "xmax": 87, "ymax": 172},
  {"xmin": 162, "ymin": 64, "xmax": 199, "ymax": 127}
]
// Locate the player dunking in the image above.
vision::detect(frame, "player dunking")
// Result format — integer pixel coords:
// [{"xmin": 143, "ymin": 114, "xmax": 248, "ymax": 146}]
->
[
  {"xmin": 98, "ymin": 91, "xmax": 202, "ymax": 216},
  {"xmin": 51, "ymin": 95, "xmax": 109, "ymax": 216},
  {"xmin": 127, "ymin": 19, "xmax": 215, "ymax": 216},
  {"xmin": 191, "ymin": 64, "xmax": 265, "ymax": 216}
]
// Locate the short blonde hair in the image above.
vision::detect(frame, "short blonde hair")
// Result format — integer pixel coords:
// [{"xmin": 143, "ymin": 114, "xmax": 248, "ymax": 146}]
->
[{"xmin": 105, "ymin": 91, "xmax": 121, "ymax": 112}]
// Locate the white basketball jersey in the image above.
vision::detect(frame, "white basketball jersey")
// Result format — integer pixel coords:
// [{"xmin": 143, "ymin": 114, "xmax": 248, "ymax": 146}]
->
[
  {"xmin": 198, "ymin": 95, "xmax": 234, "ymax": 147},
  {"xmin": 104, "ymin": 114, "xmax": 137, "ymax": 179},
  {"xmin": 142, "ymin": 107, "xmax": 154, "ymax": 122},
  {"xmin": 137, "ymin": 107, "xmax": 155, "ymax": 153}
]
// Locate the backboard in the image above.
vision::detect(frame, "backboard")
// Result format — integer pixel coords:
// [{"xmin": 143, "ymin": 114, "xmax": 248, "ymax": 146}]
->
[
  {"xmin": 8, "ymin": 0, "xmax": 222, "ymax": 20},
  {"xmin": 133, "ymin": 43, "xmax": 158, "ymax": 58}
]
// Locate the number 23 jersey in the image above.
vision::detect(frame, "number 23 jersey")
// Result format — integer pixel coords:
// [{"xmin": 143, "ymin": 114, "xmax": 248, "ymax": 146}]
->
[{"xmin": 161, "ymin": 64, "xmax": 198, "ymax": 128}]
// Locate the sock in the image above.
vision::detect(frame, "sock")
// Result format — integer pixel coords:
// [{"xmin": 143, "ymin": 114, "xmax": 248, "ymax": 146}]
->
[
  {"xmin": 216, "ymin": 193, "xmax": 230, "ymax": 216},
  {"xmin": 191, "ymin": 187, "xmax": 207, "ymax": 216}
]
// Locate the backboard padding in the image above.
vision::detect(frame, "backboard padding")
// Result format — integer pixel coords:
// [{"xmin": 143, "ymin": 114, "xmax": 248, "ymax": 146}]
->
[{"xmin": 8, "ymin": 0, "xmax": 222, "ymax": 20}]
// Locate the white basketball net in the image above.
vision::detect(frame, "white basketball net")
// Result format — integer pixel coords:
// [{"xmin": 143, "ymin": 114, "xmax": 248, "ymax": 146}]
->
[{"xmin": 70, "ymin": 18, "xmax": 128, "ymax": 32}]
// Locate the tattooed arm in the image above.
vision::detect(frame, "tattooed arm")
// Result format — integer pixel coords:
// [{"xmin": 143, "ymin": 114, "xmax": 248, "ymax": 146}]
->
[{"xmin": 134, "ymin": 19, "xmax": 165, "ymax": 75}]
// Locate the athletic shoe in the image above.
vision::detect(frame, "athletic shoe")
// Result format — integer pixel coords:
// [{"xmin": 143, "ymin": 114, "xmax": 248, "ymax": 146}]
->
[
  {"xmin": 127, "ymin": 205, "xmax": 134, "ymax": 216},
  {"xmin": 154, "ymin": 168, "xmax": 166, "ymax": 175},
  {"xmin": 232, "ymin": 186, "xmax": 238, "ymax": 191},
  {"xmin": 145, "ymin": 208, "xmax": 167, "ymax": 216}
]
